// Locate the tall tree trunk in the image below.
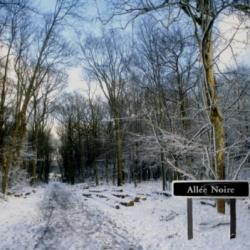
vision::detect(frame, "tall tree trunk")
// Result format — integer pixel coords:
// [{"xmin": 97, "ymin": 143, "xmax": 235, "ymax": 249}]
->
[
  {"xmin": 1, "ymin": 110, "xmax": 26, "ymax": 194},
  {"xmin": 105, "ymin": 155, "xmax": 109, "ymax": 184},
  {"xmin": 44, "ymin": 155, "xmax": 50, "ymax": 184},
  {"xmin": 201, "ymin": 1, "xmax": 225, "ymax": 213},
  {"xmin": 114, "ymin": 117, "xmax": 123, "ymax": 186},
  {"xmin": 31, "ymin": 96, "xmax": 38, "ymax": 185},
  {"xmin": 128, "ymin": 150, "xmax": 132, "ymax": 184},
  {"xmin": 31, "ymin": 131, "xmax": 38, "ymax": 185},
  {"xmin": 94, "ymin": 161, "xmax": 99, "ymax": 186},
  {"xmin": 31, "ymin": 158, "xmax": 36, "ymax": 184},
  {"xmin": 161, "ymin": 148, "xmax": 166, "ymax": 191},
  {"xmin": 112, "ymin": 161, "xmax": 116, "ymax": 185},
  {"xmin": 1, "ymin": 151, "xmax": 10, "ymax": 194},
  {"xmin": 133, "ymin": 142, "xmax": 139, "ymax": 188}
]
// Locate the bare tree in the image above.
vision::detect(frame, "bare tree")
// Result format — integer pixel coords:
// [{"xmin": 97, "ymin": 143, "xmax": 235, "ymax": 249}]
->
[
  {"xmin": 80, "ymin": 31, "xmax": 131, "ymax": 186},
  {"xmin": 0, "ymin": 0, "xmax": 30, "ymax": 194},
  {"xmin": 104, "ymin": 0, "xmax": 250, "ymax": 213},
  {"xmin": 0, "ymin": 0, "xmax": 81, "ymax": 194},
  {"xmin": 28, "ymin": 69, "xmax": 66, "ymax": 183},
  {"xmin": 56, "ymin": 91, "xmax": 104, "ymax": 184}
]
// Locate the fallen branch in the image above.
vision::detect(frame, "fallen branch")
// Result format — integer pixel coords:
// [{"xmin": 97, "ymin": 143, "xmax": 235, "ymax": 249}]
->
[
  {"xmin": 200, "ymin": 201, "xmax": 216, "ymax": 207},
  {"xmin": 153, "ymin": 191, "xmax": 171, "ymax": 197}
]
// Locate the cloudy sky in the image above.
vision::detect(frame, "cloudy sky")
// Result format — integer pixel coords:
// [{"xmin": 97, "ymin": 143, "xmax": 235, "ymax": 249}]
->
[{"xmin": 37, "ymin": 1, "xmax": 250, "ymax": 96}]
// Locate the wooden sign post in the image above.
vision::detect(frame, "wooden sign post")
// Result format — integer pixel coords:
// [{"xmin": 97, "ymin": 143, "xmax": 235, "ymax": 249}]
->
[
  {"xmin": 187, "ymin": 198, "xmax": 193, "ymax": 240},
  {"xmin": 172, "ymin": 180, "xmax": 249, "ymax": 240},
  {"xmin": 230, "ymin": 199, "xmax": 236, "ymax": 239}
]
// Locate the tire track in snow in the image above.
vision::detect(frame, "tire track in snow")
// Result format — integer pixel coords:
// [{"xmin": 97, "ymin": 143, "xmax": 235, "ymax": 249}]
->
[{"xmin": 34, "ymin": 182, "xmax": 142, "ymax": 250}]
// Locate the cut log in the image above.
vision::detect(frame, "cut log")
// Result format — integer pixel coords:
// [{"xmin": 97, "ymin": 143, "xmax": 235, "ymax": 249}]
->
[
  {"xmin": 120, "ymin": 200, "xmax": 134, "ymax": 207},
  {"xmin": 113, "ymin": 189, "xmax": 123, "ymax": 193},
  {"xmin": 81, "ymin": 184, "xmax": 89, "ymax": 189},
  {"xmin": 96, "ymin": 194, "xmax": 108, "ymax": 199},
  {"xmin": 134, "ymin": 197, "xmax": 140, "ymax": 202},
  {"xmin": 82, "ymin": 193, "xmax": 92, "ymax": 198},
  {"xmin": 14, "ymin": 194, "xmax": 22, "ymax": 197},
  {"xmin": 89, "ymin": 189, "xmax": 107, "ymax": 193},
  {"xmin": 112, "ymin": 193, "xmax": 129, "ymax": 199}
]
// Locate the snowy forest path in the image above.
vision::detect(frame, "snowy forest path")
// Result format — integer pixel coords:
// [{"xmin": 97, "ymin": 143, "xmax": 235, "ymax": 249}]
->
[{"xmin": 33, "ymin": 182, "xmax": 142, "ymax": 250}]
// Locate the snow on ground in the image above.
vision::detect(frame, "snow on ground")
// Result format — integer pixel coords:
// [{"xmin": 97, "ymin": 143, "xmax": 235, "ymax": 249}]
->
[
  {"xmin": 0, "ymin": 182, "xmax": 141, "ymax": 250},
  {"xmin": 0, "ymin": 185, "xmax": 45, "ymax": 250},
  {"xmin": 0, "ymin": 181, "xmax": 249, "ymax": 250},
  {"xmin": 73, "ymin": 181, "xmax": 250, "ymax": 250}
]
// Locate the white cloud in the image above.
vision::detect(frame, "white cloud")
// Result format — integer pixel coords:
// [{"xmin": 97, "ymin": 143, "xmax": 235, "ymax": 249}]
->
[
  {"xmin": 216, "ymin": 14, "xmax": 250, "ymax": 69},
  {"xmin": 66, "ymin": 67, "xmax": 86, "ymax": 92},
  {"xmin": 66, "ymin": 67, "xmax": 105, "ymax": 98}
]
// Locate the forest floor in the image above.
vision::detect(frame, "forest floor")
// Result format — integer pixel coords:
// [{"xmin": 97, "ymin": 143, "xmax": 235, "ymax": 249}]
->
[{"xmin": 0, "ymin": 181, "xmax": 250, "ymax": 250}]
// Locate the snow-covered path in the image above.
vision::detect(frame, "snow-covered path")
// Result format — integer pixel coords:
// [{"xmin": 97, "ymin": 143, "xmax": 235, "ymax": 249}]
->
[
  {"xmin": 0, "ymin": 183, "xmax": 141, "ymax": 250},
  {"xmin": 1, "ymin": 181, "xmax": 250, "ymax": 250},
  {"xmin": 34, "ymin": 183, "xmax": 141, "ymax": 250}
]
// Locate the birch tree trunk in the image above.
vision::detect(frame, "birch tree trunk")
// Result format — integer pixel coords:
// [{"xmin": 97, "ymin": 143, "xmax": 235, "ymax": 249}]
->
[{"xmin": 201, "ymin": 1, "xmax": 225, "ymax": 214}]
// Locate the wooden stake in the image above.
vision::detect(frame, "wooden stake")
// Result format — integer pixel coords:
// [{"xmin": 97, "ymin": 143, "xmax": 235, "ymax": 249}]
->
[{"xmin": 187, "ymin": 198, "xmax": 193, "ymax": 240}]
